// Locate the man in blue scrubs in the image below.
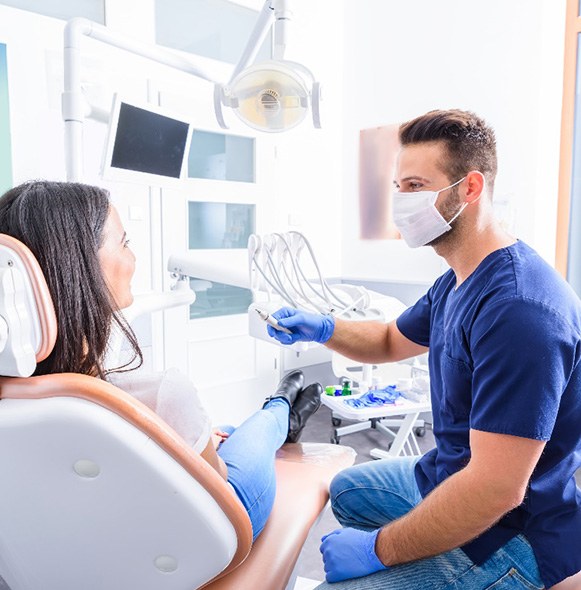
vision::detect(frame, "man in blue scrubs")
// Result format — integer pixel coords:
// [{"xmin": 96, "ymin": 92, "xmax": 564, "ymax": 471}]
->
[{"xmin": 268, "ymin": 110, "xmax": 581, "ymax": 588}]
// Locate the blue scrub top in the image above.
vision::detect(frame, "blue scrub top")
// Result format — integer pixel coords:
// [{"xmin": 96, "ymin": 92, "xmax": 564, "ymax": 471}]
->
[{"xmin": 396, "ymin": 241, "xmax": 581, "ymax": 588}]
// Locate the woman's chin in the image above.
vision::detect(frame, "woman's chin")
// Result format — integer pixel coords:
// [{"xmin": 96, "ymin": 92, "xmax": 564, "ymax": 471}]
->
[{"xmin": 117, "ymin": 293, "xmax": 134, "ymax": 310}]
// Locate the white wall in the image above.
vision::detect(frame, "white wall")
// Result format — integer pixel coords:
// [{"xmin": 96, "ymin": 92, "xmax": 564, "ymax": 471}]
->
[
  {"xmin": 0, "ymin": 8, "xmax": 66, "ymax": 183},
  {"xmin": 341, "ymin": 0, "xmax": 566, "ymax": 284}
]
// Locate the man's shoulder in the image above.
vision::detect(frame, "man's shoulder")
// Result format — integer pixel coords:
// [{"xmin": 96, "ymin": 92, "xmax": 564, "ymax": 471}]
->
[
  {"xmin": 474, "ymin": 243, "xmax": 581, "ymax": 337},
  {"xmin": 509, "ymin": 241, "xmax": 580, "ymax": 316}
]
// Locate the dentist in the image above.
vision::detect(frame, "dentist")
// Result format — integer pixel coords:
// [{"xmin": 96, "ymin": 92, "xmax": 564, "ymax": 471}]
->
[{"xmin": 268, "ymin": 110, "xmax": 581, "ymax": 589}]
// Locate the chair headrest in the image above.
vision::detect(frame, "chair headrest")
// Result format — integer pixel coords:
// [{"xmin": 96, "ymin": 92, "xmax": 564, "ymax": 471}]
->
[{"xmin": 0, "ymin": 234, "xmax": 57, "ymax": 377}]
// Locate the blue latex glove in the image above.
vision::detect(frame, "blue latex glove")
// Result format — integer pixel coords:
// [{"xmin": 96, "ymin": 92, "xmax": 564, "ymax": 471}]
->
[
  {"xmin": 320, "ymin": 527, "xmax": 388, "ymax": 583},
  {"xmin": 266, "ymin": 306, "xmax": 335, "ymax": 345},
  {"xmin": 344, "ymin": 387, "xmax": 401, "ymax": 408}
]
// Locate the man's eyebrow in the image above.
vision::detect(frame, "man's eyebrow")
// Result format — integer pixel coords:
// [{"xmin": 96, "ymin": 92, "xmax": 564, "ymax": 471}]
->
[
  {"xmin": 398, "ymin": 176, "xmax": 431, "ymax": 183},
  {"xmin": 393, "ymin": 176, "xmax": 430, "ymax": 187}
]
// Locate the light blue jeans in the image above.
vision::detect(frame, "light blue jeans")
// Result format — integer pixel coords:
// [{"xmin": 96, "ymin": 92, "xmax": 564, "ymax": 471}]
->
[
  {"xmin": 217, "ymin": 398, "xmax": 289, "ymax": 541},
  {"xmin": 315, "ymin": 457, "xmax": 545, "ymax": 589}
]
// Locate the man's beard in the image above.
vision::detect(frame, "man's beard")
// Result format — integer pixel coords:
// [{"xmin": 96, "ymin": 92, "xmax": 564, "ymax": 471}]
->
[{"xmin": 426, "ymin": 186, "xmax": 465, "ymax": 248}]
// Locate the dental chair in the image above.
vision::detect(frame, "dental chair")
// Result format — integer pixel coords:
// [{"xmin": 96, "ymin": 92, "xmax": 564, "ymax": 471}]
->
[{"xmin": 0, "ymin": 234, "xmax": 355, "ymax": 590}]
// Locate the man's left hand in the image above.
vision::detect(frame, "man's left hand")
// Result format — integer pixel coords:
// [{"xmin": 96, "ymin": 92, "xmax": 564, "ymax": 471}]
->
[{"xmin": 319, "ymin": 527, "xmax": 388, "ymax": 583}]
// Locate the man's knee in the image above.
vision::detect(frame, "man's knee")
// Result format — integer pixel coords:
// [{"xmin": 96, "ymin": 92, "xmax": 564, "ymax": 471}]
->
[
  {"xmin": 328, "ymin": 464, "xmax": 376, "ymax": 527},
  {"xmin": 328, "ymin": 459, "xmax": 421, "ymax": 529},
  {"xmin": 329, "ymin": 465, "xmax": 359, "ymax": 506}
]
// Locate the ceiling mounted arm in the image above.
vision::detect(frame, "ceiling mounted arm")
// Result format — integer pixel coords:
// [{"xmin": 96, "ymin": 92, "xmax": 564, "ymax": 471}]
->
[{"xmin": 227, "ymin": 0, "xmax": 276, "ymax": 86}]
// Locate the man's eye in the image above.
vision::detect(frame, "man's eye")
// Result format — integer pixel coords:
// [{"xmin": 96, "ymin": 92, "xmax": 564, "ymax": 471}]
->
[{"xmin": 409, "ymin": 182, "xmax": 423, "ymax": 191}]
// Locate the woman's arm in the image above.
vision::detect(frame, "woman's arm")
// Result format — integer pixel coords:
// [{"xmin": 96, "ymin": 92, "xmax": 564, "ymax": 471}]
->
[{"xmin": 200, "ymin": 439, "xmax": 229, "ymax": 481}]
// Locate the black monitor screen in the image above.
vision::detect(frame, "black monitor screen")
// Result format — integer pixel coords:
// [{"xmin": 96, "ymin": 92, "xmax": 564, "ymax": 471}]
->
[{"xmin": 110, "ymin": 103, "xmax": 190, "ymax": 179}]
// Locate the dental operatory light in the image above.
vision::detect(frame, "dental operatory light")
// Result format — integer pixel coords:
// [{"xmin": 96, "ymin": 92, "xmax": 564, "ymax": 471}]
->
[
  {"xmin": 215, "ymin": 59, "xmax": 321, "ymax": 133},
  {"xmin": 213, "ymin": 0, "xmax": 322, "ymax": 132}
]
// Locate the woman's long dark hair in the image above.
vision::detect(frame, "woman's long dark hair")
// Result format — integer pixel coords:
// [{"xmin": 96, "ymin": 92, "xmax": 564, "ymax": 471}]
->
[{"xmin": 0, "ymin": 180, "xmax": 142, "ymax": 378}]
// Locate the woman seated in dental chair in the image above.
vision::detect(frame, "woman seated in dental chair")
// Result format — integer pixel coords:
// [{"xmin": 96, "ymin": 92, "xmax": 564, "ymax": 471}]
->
[{"xmin": 0, "ymin": 179, "xmax": 322, "ymax": 543}]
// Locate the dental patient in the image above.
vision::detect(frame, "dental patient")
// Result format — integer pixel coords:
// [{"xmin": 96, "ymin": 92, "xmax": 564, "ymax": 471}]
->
[{"xmin": 0, "ymin": 179, "xmax": 322, "ymax": 541}]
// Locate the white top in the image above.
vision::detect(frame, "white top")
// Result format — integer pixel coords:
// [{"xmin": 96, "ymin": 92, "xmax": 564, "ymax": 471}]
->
[{"xmin": 107, "ymin": 368, "xmax": 212, "ymax": 453}]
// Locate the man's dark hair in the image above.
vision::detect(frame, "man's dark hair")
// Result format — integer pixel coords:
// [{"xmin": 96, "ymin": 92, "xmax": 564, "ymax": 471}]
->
[
  {"xmin": 399, "ymin": 109, "xmax": 497, "ymax": 189},
  {"xmin": 0, "ymin": 180, "xmax": 142, "ymax": 378}
]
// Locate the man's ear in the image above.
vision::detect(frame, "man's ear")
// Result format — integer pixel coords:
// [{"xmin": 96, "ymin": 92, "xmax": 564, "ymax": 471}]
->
[{"xmin": 464, "ymin": 171, "xmax": 485, "ymax": 204}]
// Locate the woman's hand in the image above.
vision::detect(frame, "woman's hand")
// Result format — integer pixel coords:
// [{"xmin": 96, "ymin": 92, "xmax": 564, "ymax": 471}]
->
[
  {"xmin": 211, "ymin": 429, "xmax": 230, "ymax": 449},
  {"xmin": 201, "ymin": 437, "xmax": 229, "ymax": 481}
]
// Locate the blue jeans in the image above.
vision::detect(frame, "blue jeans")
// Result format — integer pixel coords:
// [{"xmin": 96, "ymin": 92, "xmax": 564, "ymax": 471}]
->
[
  {"xmin": 315, "ymin": 457, "xmax": 545, "ymax": 589},
  {"xmin": 217, "ymin": 399, "xmax": 288, "ymax": 541}
]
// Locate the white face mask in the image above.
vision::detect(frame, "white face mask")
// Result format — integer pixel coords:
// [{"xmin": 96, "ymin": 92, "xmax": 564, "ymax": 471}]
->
[{"xmin": 392, "ymin": 177, "xmax": 467, "ymax": 248}]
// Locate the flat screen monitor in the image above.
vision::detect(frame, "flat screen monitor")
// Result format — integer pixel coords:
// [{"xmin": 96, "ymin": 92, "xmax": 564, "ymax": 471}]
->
[{"xmin": 102, "ymin": 95, "xmax": 192, "ymax": 185}]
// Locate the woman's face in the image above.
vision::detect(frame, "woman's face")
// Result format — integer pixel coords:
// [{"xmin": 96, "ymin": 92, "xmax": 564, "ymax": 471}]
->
[{"xmin": 98, "ymin": 205, "xmax": 136, "ymax": 310}]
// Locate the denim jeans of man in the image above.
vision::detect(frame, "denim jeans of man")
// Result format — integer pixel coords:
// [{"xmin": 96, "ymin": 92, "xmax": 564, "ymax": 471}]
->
[
  {"xmin": 217, "ymin": 398, "xmax": 289, "ymax": 542},
  {"xmin": 315, "ymin": 457, "xmax": 545, "ymax": 590}
]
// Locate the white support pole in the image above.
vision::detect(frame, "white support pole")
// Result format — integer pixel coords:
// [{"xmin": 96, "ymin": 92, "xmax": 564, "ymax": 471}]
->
[
  {"xmin": 63, "ymin": 19, "xmax": 91, "ymax": 181},
  {"xmin": 272, "ymin": 0, "xmax": 293, "ymax": 61},
  {"xmin": 361, "ymin": 363, "xmax": 373, "ymax": 392}
]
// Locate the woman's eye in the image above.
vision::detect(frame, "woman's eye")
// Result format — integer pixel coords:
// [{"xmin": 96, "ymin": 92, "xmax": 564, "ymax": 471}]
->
[{"xmin": 124, "ymin": 239, "xmax": 131, "ymax": 248}]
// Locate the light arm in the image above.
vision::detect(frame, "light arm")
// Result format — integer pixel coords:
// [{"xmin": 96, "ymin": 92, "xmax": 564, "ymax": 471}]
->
[
  {"xmin": 227, "ymin": 0, "xmax": 276, "ymax": 84},
  {"xmin": 227, "ymin": 0, "xmax": 295, "ymax": 84},
  {"xmin": 168, "ymin": 250, "xmax": 250, "ymax": 290}
]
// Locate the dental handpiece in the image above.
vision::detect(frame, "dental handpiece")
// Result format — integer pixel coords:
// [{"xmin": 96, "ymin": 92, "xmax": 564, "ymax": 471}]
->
[{"xmin": 255, "ymin": 308, "xmax": 293, "ymax": 335}]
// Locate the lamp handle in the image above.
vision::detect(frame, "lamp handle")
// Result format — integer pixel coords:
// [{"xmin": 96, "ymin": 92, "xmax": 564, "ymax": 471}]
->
[
  {"xmin": 213, "ymin": 84, "xmax": 229, "ymax": 130},
  {"xmin": 312, "ymin": 81, "xmax": 322, "ymax": 129}
]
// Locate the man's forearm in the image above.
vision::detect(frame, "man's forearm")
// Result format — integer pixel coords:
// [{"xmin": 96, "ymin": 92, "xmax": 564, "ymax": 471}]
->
[
  {"xmin": 375, "ymin": 465, "xmax": 521, "ymax": 566},
  {"xmin": 327, "ymin": 319, "xmax": 392, "ymax": 363}
]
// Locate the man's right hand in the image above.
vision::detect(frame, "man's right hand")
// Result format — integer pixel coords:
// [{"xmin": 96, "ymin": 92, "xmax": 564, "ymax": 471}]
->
[{"xmin": 267, "ymin": 307, "xmax": 335, "ymax": 345}]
